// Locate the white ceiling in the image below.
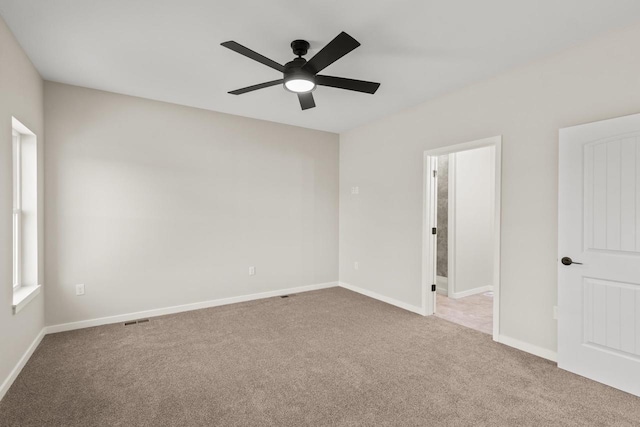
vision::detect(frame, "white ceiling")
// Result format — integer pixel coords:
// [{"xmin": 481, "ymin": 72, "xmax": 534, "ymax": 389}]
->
[{"xmin": 1, "ymin": 1, "xmax": 640, "ymax": 133}]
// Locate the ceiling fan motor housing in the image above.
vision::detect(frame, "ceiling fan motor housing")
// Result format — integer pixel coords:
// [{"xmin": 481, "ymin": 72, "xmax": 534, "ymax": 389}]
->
[
  {"xmin": 283, "ymin": 57, "xmax": 316, "ymax": 92},
  {"xmin": 290, "ymin": 39, "xmax": 310, "ymax": 57}
]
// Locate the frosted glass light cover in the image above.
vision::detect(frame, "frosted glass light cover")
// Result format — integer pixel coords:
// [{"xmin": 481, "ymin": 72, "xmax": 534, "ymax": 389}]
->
[{"xmin": 284, "ymin": 79, "xmax": 315, "ymax": 93}]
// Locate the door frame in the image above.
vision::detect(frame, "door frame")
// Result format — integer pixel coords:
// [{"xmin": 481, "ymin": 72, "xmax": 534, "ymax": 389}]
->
[{"xmin": 421, "ymin": 135, "xmax": 502, "ymax": 339}]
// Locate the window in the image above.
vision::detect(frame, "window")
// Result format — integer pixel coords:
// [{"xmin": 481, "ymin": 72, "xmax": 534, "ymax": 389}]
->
[
  {"xmin": 11, "ymin": 117, "xmax": 40, "ymax": 314},
  {"xmin": 12, "ymin": 129, "xmax": 22, "ymax": 290}
]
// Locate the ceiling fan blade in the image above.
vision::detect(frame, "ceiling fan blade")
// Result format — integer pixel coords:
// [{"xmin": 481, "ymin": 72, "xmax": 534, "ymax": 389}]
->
[
  {"xmin": 221, "ymin": 41, "xmax": 284, "ymax": 73},
  {"xmin": 298, "ymin": 92, "xmax": 316, "ymax": 110},
  {"xmin": 302, "ymin": 32, "xmax": 360, "ymax": 75},
  {"xmin": 228, "ymin": 79, "xmax": 283, "ymax": 95},
  {"xmin": 316, "ymin": 75, "xmax": 380, "ymax": 94}
]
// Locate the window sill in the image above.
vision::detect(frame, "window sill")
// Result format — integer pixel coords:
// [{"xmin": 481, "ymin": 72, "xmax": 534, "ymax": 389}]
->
[{"xmin": 12, "ymin": 284, "xmax": 41, "ymax": 314}]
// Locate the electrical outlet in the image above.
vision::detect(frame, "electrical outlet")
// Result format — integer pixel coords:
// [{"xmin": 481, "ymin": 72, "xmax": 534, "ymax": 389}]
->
[
  {"xmin": 75, "ymin": 284, "xmax": 85, "ymax": 296},
  {"xmin": 553, "ymin": 305, "xmax": 558, "ymax": 320},
  {"xmin": 249, "ymin": 266, "xmax": 256, "ymax": 276},
  {"xmin": 354, "ymin": 261, "xmax": 359, "ymax": 270}
]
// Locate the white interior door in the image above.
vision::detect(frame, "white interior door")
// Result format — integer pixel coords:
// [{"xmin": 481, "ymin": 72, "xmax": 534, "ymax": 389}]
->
[{"xmin": 558, "ymin": 113, "xmax": 640, "ymax": 396}]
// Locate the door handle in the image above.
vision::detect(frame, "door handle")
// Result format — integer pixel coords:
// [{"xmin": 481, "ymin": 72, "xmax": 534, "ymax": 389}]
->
[{"xmin": 561, "ymin": 257, "xmax": 583, "ymax": 266}]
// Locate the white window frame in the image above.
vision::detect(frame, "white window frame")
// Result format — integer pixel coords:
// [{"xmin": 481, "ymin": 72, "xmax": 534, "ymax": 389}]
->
[
  {"xmin": 11, "ymin": 117, "xmax": 41, "ymax": 314},
  {"xmin": 12, "ymin": 129, "xmax": 22, "ymax": 291}
]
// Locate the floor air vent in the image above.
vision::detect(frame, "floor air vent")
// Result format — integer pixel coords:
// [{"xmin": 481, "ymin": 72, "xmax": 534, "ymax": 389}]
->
[{"xmin": 124, "ymin": 319, "xmax": 150, "ymax": 326}]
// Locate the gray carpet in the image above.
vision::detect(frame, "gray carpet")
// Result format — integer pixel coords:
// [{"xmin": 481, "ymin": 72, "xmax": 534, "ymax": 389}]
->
[{"xmin": 1, "ymin": 287, "xmax": 638, "ymax": 426}]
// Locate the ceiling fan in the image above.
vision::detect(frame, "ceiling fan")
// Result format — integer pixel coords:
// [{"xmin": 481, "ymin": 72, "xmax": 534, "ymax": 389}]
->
[{"xmin": 221, "ymin": 31, "xmax": 380, "ymax": 110}]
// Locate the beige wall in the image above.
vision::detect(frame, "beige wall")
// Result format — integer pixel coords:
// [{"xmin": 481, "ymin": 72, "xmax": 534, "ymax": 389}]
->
[
  {"xmin": 0, "ymin": 17, "xmax": 44, "ymax": 391},
  {"xmin": 452, "ymin": 146, "xmax": 495, "ymax": 295},
  {"xmin": 44, "ymin": 82, "xmax": 339, "ymax": 326},
  {"xmin": 339, "ymin": 23, "xmax": 640, "ymax": 353}
]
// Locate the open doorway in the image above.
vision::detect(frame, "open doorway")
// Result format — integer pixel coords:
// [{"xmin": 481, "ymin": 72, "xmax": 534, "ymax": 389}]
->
[{"xmin": 422, "ymin": 136, "xmax": 501, "ymax": 339}]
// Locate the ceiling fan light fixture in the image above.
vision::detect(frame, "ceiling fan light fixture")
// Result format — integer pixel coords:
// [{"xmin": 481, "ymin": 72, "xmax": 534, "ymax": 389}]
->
[
  {"xmin": 284, "ymin": 78, "xmax": 315, "ymax": 93},
  {"xmin": 222, "ymin": 32, "xmax": 380, "ymax": 110},
  {"xmin": 283, "ymin": 56, "xmax": 316, "ymax": 93}
]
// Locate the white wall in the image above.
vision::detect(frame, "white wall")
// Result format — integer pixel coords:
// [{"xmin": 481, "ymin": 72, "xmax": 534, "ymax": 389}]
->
[
  {"xmin": 452, "ymin": 146, "xmax": 494, "ymax": 295},
  {"xmin": 339, "ymin": 22, "xmax": 640, "ymax": 354},
  {"xmin": 44, "ymin": 82, "xmax": 339, "ymax": 326},
  {"xmin": 0, "ymin": 16, "xmax": 44, "ymax": 394}
]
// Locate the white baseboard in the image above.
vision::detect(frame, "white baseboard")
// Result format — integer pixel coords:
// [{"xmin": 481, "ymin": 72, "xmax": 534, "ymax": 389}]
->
[
  {"xmin": 339, "ymin": 282, "xmax": 424, "ymax": 315},
  {"xmin": 436, "ymin": 275, "xmax": 448, "ymax": 294},
  {"xmin": 0, "ymin": 328, "xmax": 45, "ymax": 401},
  {"xmin": 46, "ymin": 281, "xmax": 338, "ymax": 334},
  {"xmin": 451, "ymin": 285, "xmax": 493, "ymax": 299},
  {"xmin": 337, "ymin": 282, "xmax": 556, "ymax": 363},
  {"xmin": 495, "ymin": 334, "xmax": 557, "ymax": 362}
]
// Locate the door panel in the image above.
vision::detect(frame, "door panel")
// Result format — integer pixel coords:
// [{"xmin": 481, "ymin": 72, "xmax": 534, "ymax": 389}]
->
[
  {"xmin": 559, "ymin": 113, "xmax": 640, "ymax": 397},
  {"xmin": 584, "ymin": 137, "xmax": 640, "ymax": 253},
  {"xmin": 583, "ymin": 278, "xmax": 640, "ymax": 356}
]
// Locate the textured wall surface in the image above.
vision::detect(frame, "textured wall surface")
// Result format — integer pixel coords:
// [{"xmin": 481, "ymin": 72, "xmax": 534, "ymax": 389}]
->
[{"xmin": 436, "ymin": 155, "xmax": 448, "ymax": 278}]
